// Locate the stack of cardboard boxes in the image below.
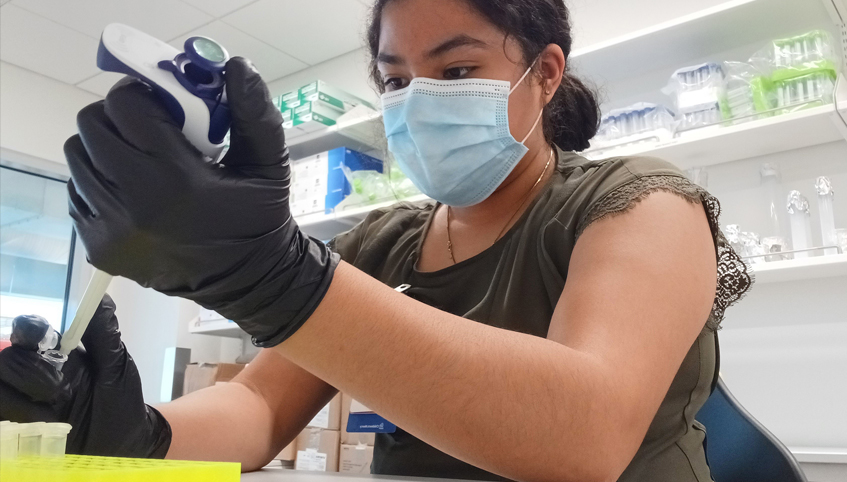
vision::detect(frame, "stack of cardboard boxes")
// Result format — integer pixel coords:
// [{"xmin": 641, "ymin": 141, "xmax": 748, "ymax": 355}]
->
[
  {"xmin": 183, "ymin": 365, "xmax": 377, "ymax": 473},
  {"xmin": 182, "ymin": 363, "xmax": 247, "ymax": 395},
  {"xmin": 273, "ymin": 393, "xmax": 376, "ymax": 474},
  {"xmin": 339, "ymin": 393, "xmax": 376, "ymax": 474}
]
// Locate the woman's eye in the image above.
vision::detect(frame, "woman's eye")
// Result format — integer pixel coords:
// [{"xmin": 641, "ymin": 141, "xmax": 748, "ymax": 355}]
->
[
  {"xmin": 383, "ymin": 77, "xmax": 408, "ymax": 91},
  {"xmin": 443, "ymin": 66, "xmax": 473, "ymax": 80}
]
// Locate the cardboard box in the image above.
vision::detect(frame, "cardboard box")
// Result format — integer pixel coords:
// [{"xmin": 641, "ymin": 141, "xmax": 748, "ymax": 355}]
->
[
  {"xmin": 339, "ymin": 444, "xmax": 374, "ymax": 474},
  {"xmin": 298, "ymin": 80, "xmax": 375, "ymax": 111},
  {"xmin": 275, "ymin": 440, "xmax": 297, "ymax": 462},
  {"xmin": 324, "ymin": 148, "xmax": 383, "ymax": 214},
  {"xmin": 289, "ymin": 148, "xmax": 384, "ymax": 216},
  {"xmin": 280, "ymin": 90, "xmax": 302, "ymax": 110},
  {"xmin": 341, "ymin": 393, "xmax": 375, "ymax": 446},
  {"xmin": 307, "ymin": 393, "xmax": 342, "ymax": 430},
  {"xmin": 182, "ymin": 363, "xmax": 247, "ymax": 396},
  {"xmin": 295, "ymin": 428, "xmax": 340, "ymax": 472},
  {"xmin": 293, "ymin": 100, "xmax": 344, "ymax": 122},
  {"xmin": 290, "ymin": 194, "xmax": 326, "ymax": 217}
]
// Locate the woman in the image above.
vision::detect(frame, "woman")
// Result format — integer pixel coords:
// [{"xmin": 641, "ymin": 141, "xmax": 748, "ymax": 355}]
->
[{"xmin": 0, "ymin": 0, "xmax": 752, "ymax": 480}]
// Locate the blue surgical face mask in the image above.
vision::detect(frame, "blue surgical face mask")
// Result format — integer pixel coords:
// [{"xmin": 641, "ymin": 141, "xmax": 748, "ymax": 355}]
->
[{"xmin": 381, "ymin": 65, "xmax": 543, "ymax": 207}]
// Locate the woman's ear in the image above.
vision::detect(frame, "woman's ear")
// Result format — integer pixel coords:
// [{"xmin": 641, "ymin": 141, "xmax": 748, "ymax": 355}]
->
[{"xmin": 539, "ymin": 44, "xmax": 566, "ymax": 103}]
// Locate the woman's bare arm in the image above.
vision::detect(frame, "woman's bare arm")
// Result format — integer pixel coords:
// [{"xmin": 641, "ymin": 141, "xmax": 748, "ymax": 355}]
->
[
  {"xmin": 275, "ymin": 192, "xmax": 717, "ymax": 482},
  {"xmin": 158, "ymin": 349, "xmax": 337, "ymax": 471}
]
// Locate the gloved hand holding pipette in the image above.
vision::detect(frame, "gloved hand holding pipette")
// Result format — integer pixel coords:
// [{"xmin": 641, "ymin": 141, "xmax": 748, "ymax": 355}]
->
[
  {"xmin": 0, "ymin": 295, "xmax": 171, "ymax": 457},
  {"xmin": 64, "ymin": 58, "xmax": 338, "ymax": 347}
]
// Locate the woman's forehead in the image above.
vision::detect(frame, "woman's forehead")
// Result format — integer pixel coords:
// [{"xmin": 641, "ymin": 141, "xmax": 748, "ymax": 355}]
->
[{"xmin": 377, "ymin": 0, "xmax": 506, "ymax": 59}]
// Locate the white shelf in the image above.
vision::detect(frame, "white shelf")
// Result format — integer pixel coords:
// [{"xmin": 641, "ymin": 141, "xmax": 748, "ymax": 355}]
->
[
  {"xmin": 189, "ymin": 319, "xmax": 246, "ymax": 338},
  {"xmin": 791, "ymin": 447, "xmax": 847, "ymax": 464},
  {"xmin": 570, "ymin": 0, "xmax": 836, "ymax": 84},
  {"xmin": 751, "ymin": 253, "xmax": 847, "ymax": 284},
  {"xmin": 297, "ymin": 194, "xmax": 431, "ymax": 240},
  {"xmin": 585, "ymin": 102, "xmax": 847, "ymax": 169},
  {"xmin": 287, "ymin": 107, "xmax": 385, "ymax": 161}
]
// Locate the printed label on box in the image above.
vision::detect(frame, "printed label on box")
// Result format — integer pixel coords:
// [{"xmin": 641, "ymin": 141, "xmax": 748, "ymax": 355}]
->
[
  {"xmin": 677, "ymin": 88, "xmax": 720, "ymax": 112},
  {"xmin": 308, "ymin": 403, "xmax": 331, "ymax": 429},
  {"xmin": 295, "ymin": 449, "xmax": 327, "ymax": 472}
]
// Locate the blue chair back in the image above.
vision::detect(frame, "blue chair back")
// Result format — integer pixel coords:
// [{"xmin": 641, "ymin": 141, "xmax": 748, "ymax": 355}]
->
[{"xmin": 696, "ymin": 378, "xmax": 807, "ymax": 482}]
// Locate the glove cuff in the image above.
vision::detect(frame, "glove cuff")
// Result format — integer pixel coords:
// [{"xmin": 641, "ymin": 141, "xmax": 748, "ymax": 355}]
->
[
  {"xmin": 145, "ymin": 404, "xmax": 172, "ymax": 459},
  {"xmin": 201, "ymin": 230, "xmax": 340, "ymax": 347}
]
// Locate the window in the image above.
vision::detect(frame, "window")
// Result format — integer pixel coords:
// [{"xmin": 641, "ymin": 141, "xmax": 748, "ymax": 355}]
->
[{"xmin": 0, "ymin": 166, "xmax": 74, "ymax": 337}]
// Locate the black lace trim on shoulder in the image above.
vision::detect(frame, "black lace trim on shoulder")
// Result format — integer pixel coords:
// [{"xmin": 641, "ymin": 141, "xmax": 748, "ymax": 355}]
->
[{"xmin": 576, "ymin": 175, "xmax": 754, "ymax": 332}]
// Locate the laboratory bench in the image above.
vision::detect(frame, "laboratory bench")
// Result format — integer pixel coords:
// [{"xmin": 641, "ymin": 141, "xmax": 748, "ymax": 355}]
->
[{"xmin": 242, "ymin": 467, "xmax": 465, "ymax": 482}]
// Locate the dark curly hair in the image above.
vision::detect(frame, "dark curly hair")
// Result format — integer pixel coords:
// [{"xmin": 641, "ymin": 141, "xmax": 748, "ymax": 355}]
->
[{"xmin": 366, "ymin": 0, "xmax": 600, "ymax": 152}]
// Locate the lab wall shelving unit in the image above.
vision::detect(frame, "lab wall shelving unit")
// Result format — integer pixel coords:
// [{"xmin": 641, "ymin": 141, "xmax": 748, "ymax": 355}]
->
[
  {"xmin": 568, "ymin": 0, "xmax": 847, "ymax": 479},
  {"xmin": 189, "ymin": 318, "xmax": 244, "ymax": 339}
]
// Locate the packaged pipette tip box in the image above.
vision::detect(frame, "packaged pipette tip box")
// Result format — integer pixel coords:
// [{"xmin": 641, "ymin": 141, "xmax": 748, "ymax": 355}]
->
[
  {"xmin": 751, "ymin": 30, "xmax": 839, "ymax": 113},
  {"xmin": 0, "ymin": 454, "xmax": 240, "ymax": 482},
  {"xmin": 721, "ymin": 61, "xmax": 774, "ymax": 123},
  {"xmin": 664, "ymin": 62, "xmax": 727, "ymax": 131},
  {"xmin": 589, "ymin": 102, "xmax": 675, "ymax": 155}
]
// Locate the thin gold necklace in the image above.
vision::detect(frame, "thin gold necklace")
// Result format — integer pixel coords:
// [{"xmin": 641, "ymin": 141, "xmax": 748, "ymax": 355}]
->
[{"xmin": 446, "ymin": 148, "xmax": 554, "ymax": 265}]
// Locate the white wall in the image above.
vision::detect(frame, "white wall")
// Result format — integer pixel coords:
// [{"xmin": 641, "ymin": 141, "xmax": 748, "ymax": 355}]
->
[
  {"xmin": 0, "ymin": 61, "xmax": 99, "ymax": 168},
  {"xmin": 266, "ymin": 48, "xmax": 377, "ymax": 104},
  {"xmin": 705, "ymin": 140, "xmax": 847, "ymax": 450}
]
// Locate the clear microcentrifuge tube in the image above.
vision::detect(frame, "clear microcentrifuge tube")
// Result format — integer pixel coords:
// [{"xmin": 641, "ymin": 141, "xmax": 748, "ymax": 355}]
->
[
  {"xmin": 18, "ymin": 422, "xmax": 45, "ymax": 457},
  {"xmin": 0, "ymin": 421, "xmax": 21, "ymax": 460},
  {"xmin": 40, "ymin": 423, "xmax": 72, "ymax": 457}
]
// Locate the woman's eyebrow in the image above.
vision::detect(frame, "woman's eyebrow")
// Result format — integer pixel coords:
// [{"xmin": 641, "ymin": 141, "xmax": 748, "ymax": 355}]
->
[
  {"xmin": 426, "ymin": 34, "xmax": 488, "ymax": 58},
  {"xmin": 377, "ymin": 52, "xmax": 405, "ymax": 65},
  {"xmin": 377, "ymin": 34, "xmax": 488, "ymax": 66}
]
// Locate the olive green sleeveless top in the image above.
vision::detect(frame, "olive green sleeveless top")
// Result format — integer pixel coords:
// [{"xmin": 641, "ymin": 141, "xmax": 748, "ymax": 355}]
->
[{"xmin": 329, "ymin": 151, "xmax": 753, "ymax": 481}]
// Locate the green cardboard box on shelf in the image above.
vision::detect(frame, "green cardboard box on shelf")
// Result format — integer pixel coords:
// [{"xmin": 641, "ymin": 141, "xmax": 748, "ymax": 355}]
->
[
  {"xmin": 298, "ymin": 80, "xmax": 375, "ymax": 112},
  {"xmin": 281, "ymin": 90, "xmax": 302, "ymax": 110}
]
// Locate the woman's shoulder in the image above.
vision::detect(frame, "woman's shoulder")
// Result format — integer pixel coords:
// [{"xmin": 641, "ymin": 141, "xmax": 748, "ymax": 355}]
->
[
  {"xmin": 328, "ymin": 198, "xmax": 435, "ymax": 264},
  {"xmin": 551, "ymin": 151, "xmax": 705, "ymax": 237},
  {"xmin": 560, "ymin": 152, "xmax": 687, "ymax": 187}
]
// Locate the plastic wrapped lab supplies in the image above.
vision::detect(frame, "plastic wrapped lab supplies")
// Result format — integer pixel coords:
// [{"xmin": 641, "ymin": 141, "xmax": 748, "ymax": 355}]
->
[
  {"xmin": 664, "ymin": 63, "xmax": 725, "ymax": 131},
  {"xmin": 752, "ymin": 30, "xmax": 838, "ymax": 112},
  {"xmin": 591, "ymin": 103, "xmax": 675, "ymax": 151},
  {"xmin": 721, "ymin": 61, "xmax": 773, "ymax": 122},
  {"xmin": 753, "ymin": 30, "xmax": 837, "ymax": 72}
]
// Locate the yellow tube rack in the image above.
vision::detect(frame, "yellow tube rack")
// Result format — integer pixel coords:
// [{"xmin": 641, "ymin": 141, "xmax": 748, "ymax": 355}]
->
[{"xmin": 0, "ymin": 454, "xmax": 240, "ymax": 481}]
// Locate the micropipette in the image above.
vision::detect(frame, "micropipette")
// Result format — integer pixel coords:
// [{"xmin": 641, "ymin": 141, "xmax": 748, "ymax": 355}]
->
[
  {"xmin": 58, "ymin": 270, "xmax": 113, "ymax": 356},
  {"xmin": 58, "ymin": 24, "xmax": 232, "ymax": 355}
]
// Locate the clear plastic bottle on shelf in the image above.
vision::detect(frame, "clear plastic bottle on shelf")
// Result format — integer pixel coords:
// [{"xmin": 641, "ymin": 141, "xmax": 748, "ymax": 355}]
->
[
  {"xmin": 759, "ymin": 163, "xmax": 791, "ymax": 260},
  {"xmin": 816, "ymin": 177, "xmax": 838, "ymax": 256},
  {"xmin": 787, "ymin": 190, "xmax": 814, "ymax": 259}
]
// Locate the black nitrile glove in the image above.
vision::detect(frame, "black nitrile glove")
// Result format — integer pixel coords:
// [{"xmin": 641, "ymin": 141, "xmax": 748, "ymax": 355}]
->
[
  {"xmin": 64, "ymin": 57, "xmax": 339, "ymax": 347},
  {"xmin": 0, "ymin": 295, "xmax": 171, "ymax": 457}
]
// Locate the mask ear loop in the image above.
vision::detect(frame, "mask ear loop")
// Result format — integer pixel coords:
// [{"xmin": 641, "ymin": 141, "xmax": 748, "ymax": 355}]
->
[
  {"xmin": 510, "ymin": 55, "xmax": 546, "ymax": 145},
  {"xmin": 520, "ymin": 110, "xmax": 545, "ymax": 144}
]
